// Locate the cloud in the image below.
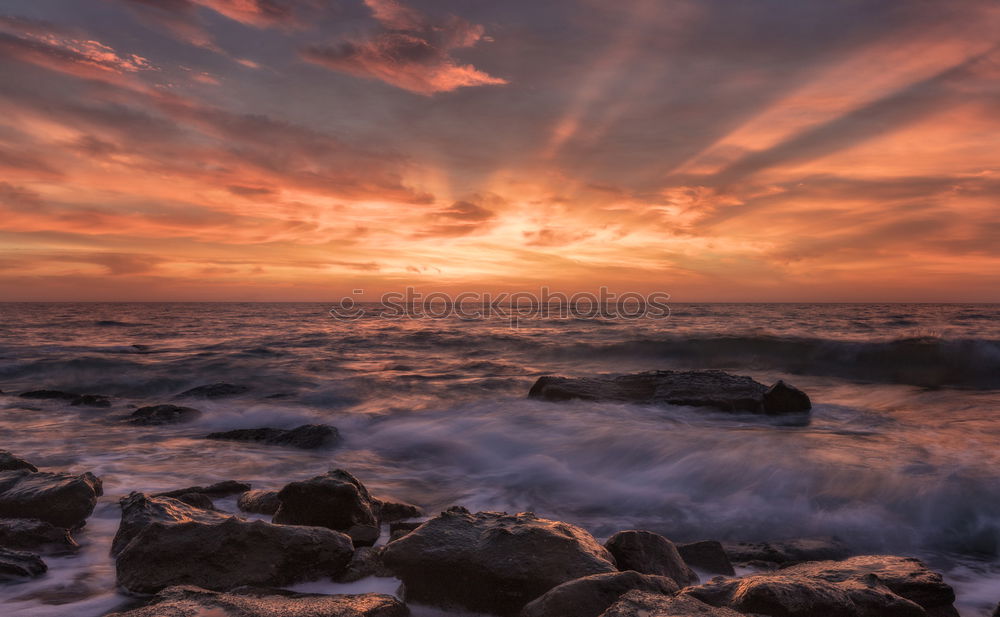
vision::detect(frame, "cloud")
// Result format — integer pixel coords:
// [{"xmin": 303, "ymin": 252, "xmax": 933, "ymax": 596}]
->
[
  {"xmin": 302, "ymin": 0, "xmax": 506, "ymax": 94},
  {"xmin": 416, "ymin": 198, "xmax": 497, "ymax": 237}
]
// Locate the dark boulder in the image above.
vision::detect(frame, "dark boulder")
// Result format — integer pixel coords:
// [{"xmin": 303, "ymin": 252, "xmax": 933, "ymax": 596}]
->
[
  {"xmin": 600, "ymin": 590, "xmax": 744, "ymax": 617},
  {"xmin": 337, "ymin": 546, "xmax": 394, "ymax": 583},
  {"xmin": 111, "ymin": 493, "xmax": 230, "ymax": 557},
  {"xmin": 129, "ymin": 404, "xmax": 202, "ymax": 425},
  {"xmin": 722, "ymin": 537, "xmax": 852, "ymax": 567},
  {"xmin": 521, "ymin": 571, "xmax": 680, "ymax": 617},
  {"xmin": 0, "ymin": 450, "xmax": 37, "ymax": 472},
  {"xmin": 272, "ymin": 469, "xmax": 380, "ymax": 546},
  {"xmin": 0, "ymin": 518, "xmax": 78, "ymax": 553},
  {"xmin": 115, "ymin": 512, "xmax": 354, "ymax": 593},
  {"xmin": 381, "ymin": 507, "xmax": 617, "ymax": 616},
  {"xmin": 104, "ymin": 585, "xmax": 407, "ymax": 617},
  {"xmin": 0, "ymin": 547, "xmax": 47, "ymax": 580},
  {"xmin": 529, "ymin": 370, "xmax": 811, "ymax": 414},
  {"xmin": 388, "ymin": 521, "xmax": 422, "ymax": 542},
  {"xmin": 605, "ymin": 530, "xmax": 698, "ymax": 587},
  {"xmin": 155, "ymin": 480, "xmax": 250, "ymax": 499},
  {"xmin": 237, "ymin": 489, "xmax": 281, "ymax": 515},
  {"xmin": 206, "ymin": 424, "xmax": 340, "ymax": 449},
  {"xmin": 177, "ymin": 383, "xmax": 250, "ymax": 399},
  {"xmin": 19, "ymin": 390, "xmax": 79, "ymax": 401},
  {"xmin": 375, "ymin": 497, "xmax": 422, "ymax": 522},
  {"xmin": 677, "ymin": 540, "xmax": 735, "ymax": 576},
  {"xmin": 171, "ymin": 492, "xmax": 215, "ymax": 510},
  {"xmin": 71, "ymin": 394, "xmax": 112, "ymax": 408},
  {"xmin": 0, "ymin": 470, "xmax": 102, "ymax": 528}
]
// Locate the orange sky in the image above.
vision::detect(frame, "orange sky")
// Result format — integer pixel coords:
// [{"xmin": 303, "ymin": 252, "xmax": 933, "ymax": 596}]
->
[{"xmin": 1, "ymin": 0, "xmax": 999, "ymax": 301}]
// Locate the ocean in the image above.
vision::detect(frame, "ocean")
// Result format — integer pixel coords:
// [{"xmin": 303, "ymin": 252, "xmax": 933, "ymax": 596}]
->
[{"xmin": 0, "ymin": 302, "xmax": 998, "ymax": 616}]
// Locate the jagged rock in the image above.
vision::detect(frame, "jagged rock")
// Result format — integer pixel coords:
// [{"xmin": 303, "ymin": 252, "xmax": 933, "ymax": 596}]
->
[
  {"xmin": 156, "ymin": 480, "xmax": 250, "ymax": 499},
  {"xmin": 684, "ymin": 555, "xmax": 958, "ymax": 617},
  {"xmin": 376, "ymin": 497, "xmax": 422, "ymax": 522},
  {"xmin": 600, "ymin": 590, "xmax": 744, "ymax": 617},
  {"xmin": 605, "ymin": 530, "xmax": 698, "ymax": 587},
  {"xmin": 722, "ymin": 537, "xmax": 852, "ymax": 567},
  {"xmin": 336, "ymin": 546, "xmax": 394, "ymax": 583},
  {"xmin": 129, "ymin": 404, "xmax": 202, "ymax": 425},
  {"xmin": 0, "ymin": 470, "xmax": 102, "ymax": 528},
  {"xmin": 0, "ymin": 547, "xmax": 47, "ymax": 580},
  {"xmin": 0, "ymin": 450, "xmax": 37, "ymax": 472},
  {"xmin": 0, "ymin": 518, "xmax": 78, "ymax": 553},
  {"xmin": 104, "ymin": 585, "xmax": 407, "ymax": 617},
  {"xmin": 381, "ymin": 507, "xmax": 617, "ymax": 616},
  {"xmin": 177, "ymin": 383, "xmax": 250, "ymax": 399},
  {"xmin": 521, "ymin": 571, "xmax": 680, "ymax": 617},
  {"xmin": 111, "ymin": 493, "xmax": 230, "ymax": 557},
  {"xmin": 272, "ymin": 469, "xmax": 380, "ymax": 546},
  {"xmin": 71, "ymin": 394, "xmax": 111, "ymax": 408},
  {"xmin": 115, "ymin": 505, "xmax": 354, "ymax": 593},
  {"xmin": 172, "ymin": 493, "xmax": 215, "ymax": 509},
  {"xmin": 529, "ymin": 370, "xmax": 811, "ymax": 414},
  {"xmin": 206, "ymin": 424, "xmax": 340, "ymax": 449},
  {"xmin": 677, "ymin": 541, "xmax": 735, "ymax": 576},
  {"xmin": 19, "ymin": 390, "xmax": 79, "ymax": 401},
  {"xmin": 237, "ymin": 489, "xmax": 281, "ymax": 515}
]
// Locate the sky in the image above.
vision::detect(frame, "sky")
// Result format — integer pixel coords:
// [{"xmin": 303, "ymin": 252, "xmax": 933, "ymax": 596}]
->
[{"xmin": 0, "ymin": 0, "xmax": 998, "ymax": 302}]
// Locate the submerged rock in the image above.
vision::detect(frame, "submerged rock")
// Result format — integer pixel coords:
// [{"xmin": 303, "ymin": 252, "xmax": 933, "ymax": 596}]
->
[
  {"xmin": 677, "ymin": 540, "xmax": 735, "ymax": 576},
  {"xmin": 722, "ymin": 537, "xmax": 852, "ymax": 567},
  {"xmin": 206, "ymin": 424, "xmax": 340, "ymax": 449},
  {"xmin": 237, "ymin": 489, "xmax": 281, "ymax": 515},
  {"xmin": 272, "ymin": 469, "xmax": 380, "ymax": 546},
  {"xmin": 177, "ymin": 383, "xmax": 250, "ymax": 399},
  {"xmin": 0, "ymin": 470, "xmax": 103, "ymax": 529},
  {"xmin": 155, "ymin": 480, "xmax": 251, "ymax": 499},
  {"xmin": 105, "ymin": 585, "xmax": 407, "ymax": 617},
  {"xmin": 381, "ymin": 506, "xmax": 617, "ymax": 616},
  {"xmin": 71, "ymin": 394, "xmax": 112, "ymax": 408},
  {"xmin": 528, "ymin": 370, "xmax": 811, "ymax": 414},
  {"xmin": 600, "ymin": 590, "xmax": 744, "ymax": 617},
  {"xmin": 111, "ymin": 493, "xmax": 229, "ymax": 557},
  {"xmin": 129, "ymin": 404, "xmax": 202, "ymax": 425},
  {"xmin": 605, "ymin": 530, "xmax": 698, "ymax": 587},
  {"xmin": 685, "ymin": 555, "xmax": 957, "ymax": 617},
  {"xmin": 0, "ymin": 450, "xmax": 37, "ymax": 473},
  {"xmin": 0, "ymin": 518, "xmax": 78, "ymax": 553},
  {"xmin": 19, "ymin": 390, "xmax": 79, "ymax": 401},
  {"xmin": 0, "ymin": 547, "xmax": 47, "ymax": 580},
  {"xmin": 521, "ymin": 571, "xmax": 680, "ymax": 617}
]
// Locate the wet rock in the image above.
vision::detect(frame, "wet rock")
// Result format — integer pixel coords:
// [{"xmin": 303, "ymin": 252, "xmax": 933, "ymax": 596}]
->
[
  {"xmin": 237, "ymin": 489, "xmax": 281, "ymax": 515},
  {"xmin": 129, "ymin": 404, "xmax": 202, "ymax": 425},
  {"xmin": 177, "ymin": 383, "xmax": 250, "ymax": 399},
  {"xmin": 521, "ymin": 571, "xmax": 680, "ymax": 617},
  {"xmin": 0, "ymin": 518, "xmax": 78, "ymax": 553},
  {"xmin": 71, "ymin": 394, "xmax": 112, "ymax": 408},
  {"xmin": 375, "ymin": 497, "xmax": 422, "ymax": 522},
  {"xmin": 388, "ymin": 521, "xmax": 422, "ymax": 541},
  {"xmin": 111, "ymin": 493, "xmax": 230, "ymax": 557},
  {"xmin": 0, "ymin": 450, "xmax": 37, "ymax": 472},
  {"xmin": 172, "ymin": 492, "xmax": 215, "ymax": 510},
  {"xmin": 529, "ymin": 370, "xmax": 811, "ymax": 414},
  {"xmin": 105, "ymin": 585, "xmax": 407, "ymax": 617},
  {"xmin": 272, "ymin": 469, "xmax": 380, "ymax": 546},
  {"xmin": 206, "ymin": 424, "xmax": 340, "ymax": 449},
  {"xmin": 0, "ymin": 470, "xmax": 103, "ymax": 529},
  {"xmin": 19, "ymin": 390, "xmax": 79, "ymax": 401},
  {"xmin": 337, "ymin": 546, "xmax": 394, "ymax": 583},
  {"xmin": 677, "ymin": 540, "xmax": 735, "ymax": 576},
  {"xmin": 115, "ymin": 509, "xmax": 354, "ymax": 593},
  {"xmin": 381, "ymin": 507, "xmax": 617, "ymax": 616},
  {"xmin": 600, "ymin": 590, "xmax": 744, "ymax": 617},
  {"xmin": 684, "ymin": 555, "xmax": 957, "ymax": 617},
  {"xmin": 605, "ymin": 530, "xmax": 698, "ymax": 587},
  {"xmin": 156, "ymin": 480, "xmax": 251, "ymax": 499},
  {"xmin": 0, "ymin": 547, "xmax": 47, "ymax": 580},
  {"xmin": 722, "ymin": 537, "xmax": 852, "ymax": 567}
]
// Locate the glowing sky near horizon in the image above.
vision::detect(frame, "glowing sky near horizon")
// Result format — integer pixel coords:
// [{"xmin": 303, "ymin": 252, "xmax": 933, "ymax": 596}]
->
[{"xmin": 0, "ymin": 0, "xmax": 998, "ymax": 301}]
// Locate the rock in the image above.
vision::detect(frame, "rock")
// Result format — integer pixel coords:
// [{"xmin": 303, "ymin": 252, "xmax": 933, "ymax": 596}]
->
[
  {"xmin": 71, "ymin": 394, "xmax": 112, "ymax": 408},
  {"xmin": 129, "ymin": 404, "xmax": 202, "ymax": 425},
  {"xmin": 992, "ymin": 602, "xmax": 999, "ymax": 617},
  {"xmin": 19, "ymin": 390, "xmax": 79, "ymax": 401},
  {"xmin": 272, "ymin": 469, "xmax": 380, "ymax": 546},
  {"xmin": 0, "ymin": 518, "xmax": 78, "ymax": 553},
  {"xmin": 237, "ymin": 489, "xmax": 281, "ymax": 515},
  {"xmin": 337, "ymin": 546, "xmax": 394, "ymax": 583},
  {"xmin": 521, "ymin": 571, "xmax": 680, "ymax": 617},
  {"xmin": 600, "ymin": 590, "xmax": 744, "ymax": 617},
  {"xmin": 171, "ymin": 492, "xmax": 215, "ymax": 510},
  {"xmin": 376, "ymin": 497, "xmax": 422, "ymax": 522},
  {"xmin": 115, "ymin": 508, "xmax": 354, "ymax": 593},
  {"xmin": 104, "ymin": 585, "xmax": 407, "ymax": 617},
  {"xmin": 605, "ymin": 530, "xmax": 698, "ymax": 587},
  {"xmin": 684, "ymin": 555, "xmax": 957, "ymax": 617},
  {"xmin": 155, "ymin": 480, "xmax": 251, "ymax": 498},
  {"xmin": 677, "ymin": 541, "xmax": 735, "ymax": 576},
  {"xmin": 111, "ymin": 493, "xmax": 230, "ymax": 556},
  {"xmin": 0, "ymin": 547, "xmax": 47, "ymax": 580},
  {"xmin": 528, "ymin": 370, "xmax": 811, "ymax": 414},
  {"xmin": 177, "ymin": 383, "xmax": 250, "ymax": 399},
  {"xmin": 0, "ymin": 470, "xmax": 102, "ymax": 529},
  {"xmin": 0, "ymin": 450, "xmax": 37, "ymax": 472},
  {"xmin": 206, "ymin": 424, "xmax": 341, "ymax": 449},
  {"xmin": 722, "ymin": 537, "xmax": 852, "ymax": 567},
  {"xmin": 381, "ymin": 507, "xmax": 617, "ymax": 616}
]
